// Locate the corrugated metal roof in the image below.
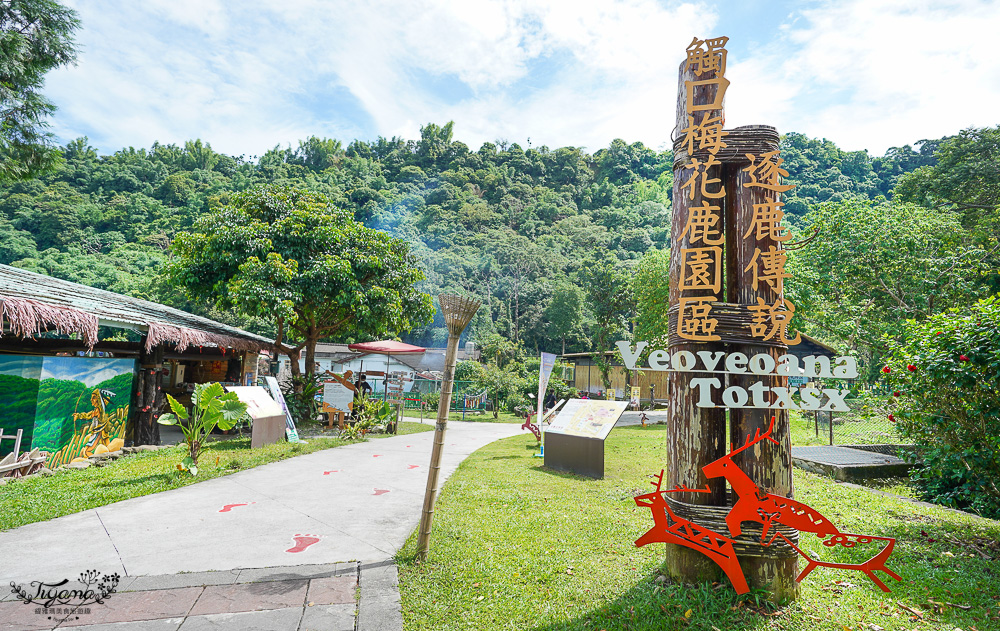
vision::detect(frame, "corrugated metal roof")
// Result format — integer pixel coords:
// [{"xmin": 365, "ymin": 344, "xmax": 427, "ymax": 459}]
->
[{"xmin": 0, "ymin": 264, "xmax": 271, "ymax": 350}]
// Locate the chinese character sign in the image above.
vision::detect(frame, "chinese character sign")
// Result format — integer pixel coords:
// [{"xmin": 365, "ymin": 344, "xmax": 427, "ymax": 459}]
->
[{"xmin": 676, "ymin": 36, "xmax": 730, "ymax": 343}]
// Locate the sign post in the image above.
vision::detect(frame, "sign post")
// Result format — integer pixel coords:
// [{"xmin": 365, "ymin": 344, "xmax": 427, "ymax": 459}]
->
[
  {"xmin": 664, "ymin": 35, "xmax": 798, "ymax": 598},
  {"xmin": 535, "ymin": 352, "xmax": 556, "ymax": 457}
]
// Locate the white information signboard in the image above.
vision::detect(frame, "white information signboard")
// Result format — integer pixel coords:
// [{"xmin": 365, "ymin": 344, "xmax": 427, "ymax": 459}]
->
[
  {"xmin": 545, "ymin": 399, "xmax": 628, "ymax": 441},
  {"xmin": 323, "ymin": 382, "xmax": 355, "ymax": 413}
]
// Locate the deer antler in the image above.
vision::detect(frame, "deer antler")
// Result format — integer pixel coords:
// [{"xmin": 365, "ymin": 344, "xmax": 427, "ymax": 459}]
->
[
  {"xmin": 729, "ymin": 416, "xmax": 779, "ymax": 458},
  {"xmin": 650, "ymin": 469, "xmax": 665, "ymax": 491}
]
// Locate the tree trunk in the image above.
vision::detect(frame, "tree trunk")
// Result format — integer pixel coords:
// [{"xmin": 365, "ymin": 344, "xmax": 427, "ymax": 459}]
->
[
  {"xmin": 304, "ymin": 326, "xmax": 318, "ymax": 380},
  {"xmin": 134, "ymin": 341, "xmax": 164, "ymax": 446},
  {"xmin": 726, "ymin": 156, "xmax": 798, "ymax": 599},
  {"xmin": 663, "ymin": 57, "xmax": 729, "ymax": 583}
]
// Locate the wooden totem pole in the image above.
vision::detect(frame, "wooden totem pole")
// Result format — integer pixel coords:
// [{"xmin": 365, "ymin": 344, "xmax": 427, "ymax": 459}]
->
[{"xmin": 665, "ymin": 36, "xmax": 799, "ymax": 598}]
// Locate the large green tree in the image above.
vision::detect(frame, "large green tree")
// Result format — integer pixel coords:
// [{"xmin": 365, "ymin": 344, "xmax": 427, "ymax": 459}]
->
[
  {"xmin": 167, "ymin": 185, "xmax": 435, "ymax": 379},
  {"xmin": 631, "ymin": 247, "xmax": 670, "ymax": 346},
  {"xmin": 789, "ymin": 197, "xmax": 989, "ymax": 378},
  {"xmin": 895, "ymin": 126, "xmax": 1000, "ymax": 292},
  {"xmin": 582, "ymin": 256, "xmax": 634, "ymax": 391},
  {"xmin": 0, "ymin": 0, "xmax": 80, "ymax": 182},
  {"xmin": 543, "ymin": 282, "xmax": 588, "ymax": 355}
]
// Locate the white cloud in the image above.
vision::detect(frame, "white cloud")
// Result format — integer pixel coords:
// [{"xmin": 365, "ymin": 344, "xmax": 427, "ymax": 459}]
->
[
  {"xmin": 43, "ymin": 1, "xmax": 1000, "ymax": 158},
  {"xmin": 735, "ymin": 0, "xmax": 1000, "ymax": 153}
]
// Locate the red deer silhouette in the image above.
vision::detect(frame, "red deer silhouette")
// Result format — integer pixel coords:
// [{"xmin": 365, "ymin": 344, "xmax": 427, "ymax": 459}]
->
[{"xmin": 635, "ymin": 417, "xmax": 901, "ymax": 593}]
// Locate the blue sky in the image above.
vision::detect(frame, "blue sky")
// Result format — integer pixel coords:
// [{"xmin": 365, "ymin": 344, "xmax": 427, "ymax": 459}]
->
[
  {"xmin": 45, "ymin": 0, "xmax": 1000, "ymax": 159},
  {"xmin": 40, "ymin": 357, "xmax": 135, "ymax": 388}
]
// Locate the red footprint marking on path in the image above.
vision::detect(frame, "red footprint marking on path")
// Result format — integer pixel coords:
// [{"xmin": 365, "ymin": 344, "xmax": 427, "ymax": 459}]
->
[
  {"xmin": 286, "ymin": 534, "xmax": 322, "ymax": 553},
  {"xmin": 373, "ymin": 489, "xmax": 390, "ymax": 496},
  {"xmin": 373, "ymin": 454, "xmax": 383, "ymax": 458},
  {"xmin": 322, "ymin": 470, "xmax": 340, "ymax": 475},
  {"xmin": 218, "ymin": 502, "xmax": 255, "ymax": 513},
  {"xmin": 407, "ymin": 465, "xmax": 419, "ymax": 469},
  {"xmin": 406, "ymin": 445, "xmax": 412, "ymax": 448}
]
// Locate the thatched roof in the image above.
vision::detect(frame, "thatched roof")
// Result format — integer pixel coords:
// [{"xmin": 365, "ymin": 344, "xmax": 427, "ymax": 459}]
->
[{"xmin": 0, "ymin": 264, "xmax": 271, "ymax": 353}]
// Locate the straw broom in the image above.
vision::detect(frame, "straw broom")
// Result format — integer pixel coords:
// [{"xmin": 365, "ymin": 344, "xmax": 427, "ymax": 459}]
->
[{"xmin": 415, "ymin": 294, "xmax": 480, "ymax": 560}]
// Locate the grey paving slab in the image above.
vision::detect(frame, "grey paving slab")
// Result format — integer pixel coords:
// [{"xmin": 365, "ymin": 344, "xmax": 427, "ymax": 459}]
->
[
  {"xmin": 357, "ymin": 561, "xmax": 402, "ymax": 631},
  {"xmin": 188, "ymin": 579, "xmax": 307, "ymax": 616},
  {"xmin": 792, "ymin": 445, "xmax": 907, "ymax": 466},
  {"xmin": 177, "ymin": 607, "xmax": 303, "ymax": 631},
  {"xmin": 60, "ymin": 618, "xmax": 183, "ymax": 630},
  {"xmin": 124, "ymin": 571, "xmax": 240, "ymax": 592},
  {"xmin": 234, "ymin": 562, "xmax": 353, "ymax": 583},
  {"xmin": 300, "ymin": 603, "xmax": 355, "ymax": 631}
]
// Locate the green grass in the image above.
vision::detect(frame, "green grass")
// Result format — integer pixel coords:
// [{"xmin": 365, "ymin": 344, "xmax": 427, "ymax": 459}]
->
[
  {"xmin": 390, "ymin": 421, "xmax": 437, "ymax": 435},
  {"xmin": 396, "ymin": 424, "xmax": 1000, "ymax": 631},
  {"xmin": 0, "ymin": 434, "xmax": 355, "ymax": 531}
]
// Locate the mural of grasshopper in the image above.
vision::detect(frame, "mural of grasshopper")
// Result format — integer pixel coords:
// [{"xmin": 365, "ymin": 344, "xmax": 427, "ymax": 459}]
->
[{"xmin": 635, "ymin": 416, "xmax": 901, "ymax": 593}]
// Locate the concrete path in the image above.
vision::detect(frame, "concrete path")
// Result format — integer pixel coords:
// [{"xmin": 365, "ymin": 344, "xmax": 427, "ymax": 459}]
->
[{"xmin": 1, "ymin": 421, "xmax": 522, "ymax": 630}]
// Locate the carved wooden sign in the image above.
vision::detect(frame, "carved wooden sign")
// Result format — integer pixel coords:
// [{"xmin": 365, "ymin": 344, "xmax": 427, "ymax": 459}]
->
[{"xmin": 632, "ymin": 36, "xmax": 901, "ymax": 597}]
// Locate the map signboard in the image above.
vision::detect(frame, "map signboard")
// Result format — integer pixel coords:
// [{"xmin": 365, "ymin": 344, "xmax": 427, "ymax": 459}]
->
[{"xmin": 545, "ymin": 399, "xmax": 628, "ymax": 441}]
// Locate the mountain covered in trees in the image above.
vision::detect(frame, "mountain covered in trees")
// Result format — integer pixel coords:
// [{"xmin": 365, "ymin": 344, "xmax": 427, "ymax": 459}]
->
[{"xmin": 3, "ymin": 122, "xmax": 997, "ymax": 376}]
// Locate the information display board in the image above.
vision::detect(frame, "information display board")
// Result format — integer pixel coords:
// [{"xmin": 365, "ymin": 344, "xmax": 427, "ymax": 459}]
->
[
  {"xmin": 322, "ymin": 382, "xmax": 355, "ymax": 413},
  {"xmin": 226, "ymin": 386, "xmax": 286, "ymax": 448},
  {"xmin": 544, "ymin": 399, "xmax": 628, "ymax": 479},
  {"xmin": 545, "ymin": 399, "xmax": 628, "ymax": 441}
]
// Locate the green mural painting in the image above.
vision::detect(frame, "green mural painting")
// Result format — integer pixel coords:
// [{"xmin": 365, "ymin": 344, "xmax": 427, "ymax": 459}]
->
[
  {"xmin": 0, "ymin": 356, "xmax": 136, "ymax": 466},
  {"xmin": 0, "ymin": 356, "xmax": 43, "ymax": 456}
]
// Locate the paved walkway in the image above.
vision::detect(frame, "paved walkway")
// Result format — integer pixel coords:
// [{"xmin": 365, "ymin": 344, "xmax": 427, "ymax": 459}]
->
[{"xmin": 1, "ymin": 421, "xmax": 522, "ymax": 630}]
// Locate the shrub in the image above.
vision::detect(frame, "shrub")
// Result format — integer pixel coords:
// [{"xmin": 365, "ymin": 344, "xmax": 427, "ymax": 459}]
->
[
  {"xmin": 280, "ymin": 373, "xmax": 322, "ymax": 426},
  {"xmin": 423, "ymin": 390, "xmax": 440, "ymax": 412},
  {"xmin": 886, "ymin": 294, "xmax": 1000, "ymax": 518}
]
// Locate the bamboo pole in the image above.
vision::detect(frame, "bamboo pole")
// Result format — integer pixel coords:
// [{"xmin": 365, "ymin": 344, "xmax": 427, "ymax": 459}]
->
[{"xmin": 416, "ymin": 294, "xmax": 480, "ymax": 561}]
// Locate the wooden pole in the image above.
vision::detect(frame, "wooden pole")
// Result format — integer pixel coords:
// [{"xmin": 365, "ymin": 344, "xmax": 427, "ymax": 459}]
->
[
  {"xmin": 416, "ymin": 294, "xmax": 480, "ymax": 561},
  {"xmin": 664, "ymin": 57, "xmax": 728, "ymax": 583},
  {"xmin": 726, "ymin": 164, "xmax": 798, "ymax": 599},
  {"xmin": 133, "ymin": 339, "xmax": 164, "ymax": 446}
]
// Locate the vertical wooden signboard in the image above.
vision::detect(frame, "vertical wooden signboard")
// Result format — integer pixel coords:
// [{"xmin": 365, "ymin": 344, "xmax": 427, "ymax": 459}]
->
[{"xmin": 666, "ymin": 36, "xmax": 799, "ymax": 598}]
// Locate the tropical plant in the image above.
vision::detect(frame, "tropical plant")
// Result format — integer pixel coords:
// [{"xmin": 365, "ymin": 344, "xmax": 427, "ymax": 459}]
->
[
  {"xmin": 281, "ymin": 372, "xmax": 323, "ymax": 426},
  {"xmin": 885, "ymin": 294, "xmax": 1000, "ymax": 518},
  {"xmin": 157, "ymin": 383, "xmax": 248, "ymax": 475},
  {"xmin": 343, "ymin": 395, "xmax": 395, "ymax": 439}
]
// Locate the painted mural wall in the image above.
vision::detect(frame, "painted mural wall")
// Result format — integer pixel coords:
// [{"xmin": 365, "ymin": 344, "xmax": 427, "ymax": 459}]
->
[{"xmin": 0, "ymin": 355, "xmax": 137, "ymax": 466}]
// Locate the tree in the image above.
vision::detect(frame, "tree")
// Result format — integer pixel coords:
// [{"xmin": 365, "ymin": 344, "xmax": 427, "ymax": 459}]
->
[
  {"xmin": 582, "ymin": 257, "xmax": 634, "ymax": 391},
  {"xmin": 543, "ymin": 283, "xmax": 588, "ymax": 354},
  {"xmin": 0, "ymin": 0, "xmax": 80, "ymax": 182},
  {"xmin": 789, "ymin": 197, "xmax": 989, "ymax": 378},
  {"xmin": 168, "ymin": 185, "xmax": 435, "ymax": 381},
  {"xmin": 895, "ymin": 126, "xmax": 1000, "ymax": 292},
  {"xmin": 631, "ymin": 247, "xmax": 670, "ymax": 345}
]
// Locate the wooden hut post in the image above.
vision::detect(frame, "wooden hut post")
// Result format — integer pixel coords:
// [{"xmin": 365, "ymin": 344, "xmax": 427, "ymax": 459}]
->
[
  {"xmin": 664, "ymin": 57, "xmax": 728, "ymax": 583},
  {"xmin": 133, "ymin": 339, "xmax": 164, "ymax": 446}
]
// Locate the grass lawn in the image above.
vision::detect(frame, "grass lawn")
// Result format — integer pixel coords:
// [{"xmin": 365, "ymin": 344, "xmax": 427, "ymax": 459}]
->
[
  {"xmin": 0, "ymin": 421, "xmax": 429, "ymax": 531},
  {"xmin": 396, "ymin": 424, "xmax": 1000, "ymax": 631}
]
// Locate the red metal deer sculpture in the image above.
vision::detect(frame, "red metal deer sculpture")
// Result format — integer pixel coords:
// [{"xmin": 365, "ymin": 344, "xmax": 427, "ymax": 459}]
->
[{"xmin": 635, "ymin": 417, "xmax": 901, "ymax": 593}]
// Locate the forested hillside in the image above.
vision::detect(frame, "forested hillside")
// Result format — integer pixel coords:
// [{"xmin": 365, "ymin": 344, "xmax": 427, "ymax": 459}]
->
[{"xmin": 4, "ymin": 121, "xmax": 995, "ymax": 374}]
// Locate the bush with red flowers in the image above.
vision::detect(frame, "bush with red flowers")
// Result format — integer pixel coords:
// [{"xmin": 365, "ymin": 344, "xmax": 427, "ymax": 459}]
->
[{"xmin": 886, "ymin": 294, "xmax": 1000, "ymax": 518}]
